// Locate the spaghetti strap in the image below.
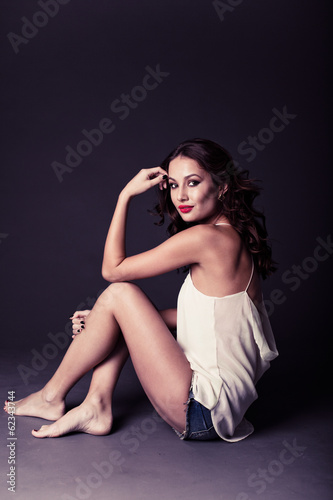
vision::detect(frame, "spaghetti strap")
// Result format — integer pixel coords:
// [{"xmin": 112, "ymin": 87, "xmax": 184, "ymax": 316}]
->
[
  {"xmin": 245, "ymin": 257, "xmax": 254, "ymax": 292},
  {"xmin": 215, "ymin": 223, "xmax": 253, "ymax": 291}
]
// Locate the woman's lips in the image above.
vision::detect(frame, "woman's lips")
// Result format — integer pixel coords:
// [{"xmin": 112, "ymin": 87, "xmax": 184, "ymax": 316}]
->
[{"xmin": 179, "ymin": 205, "xmax": 193, "ymax": 213}]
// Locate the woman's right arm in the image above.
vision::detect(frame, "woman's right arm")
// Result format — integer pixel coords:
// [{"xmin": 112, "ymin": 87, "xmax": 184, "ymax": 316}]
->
[
  {"xmin": 101, "ymin": 168, "xmax": 221, "ymax": 283},
  {"xmin": 102, "ymin": 167, "xmax": 167, "ymax": 279}
]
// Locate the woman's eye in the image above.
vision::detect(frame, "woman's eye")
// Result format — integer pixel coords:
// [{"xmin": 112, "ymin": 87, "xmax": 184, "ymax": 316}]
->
[
  {"xmin": 188, "ymin": 180, "xmax": 199, "ymax": 187},
  {"xmin": 170, "ymin": 183, "xmax": 178, "ymax": 189}
]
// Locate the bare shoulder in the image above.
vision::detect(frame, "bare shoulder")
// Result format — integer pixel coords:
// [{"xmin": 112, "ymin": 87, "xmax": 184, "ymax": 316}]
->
[
  {"xmin": 169, "ymin": 224, "xmax": 217, "ymax": 245},
  {"xmin": 188, "ymin": 224, "xmax": 250, "ymax": 296},
  {"xmin": 181, "ymin": 223, "xmax": 229, "ymax": 240},
  {"xmin": 180, "ymin": 223, "xmax": 243, "ymax": 261},
  {"xmin": 189, "ymin": 223, "xmax": 241, "ymax": 249},
  {"xmin": 174, "ymin": 224, "xmax": 223, "ymax": 249}
]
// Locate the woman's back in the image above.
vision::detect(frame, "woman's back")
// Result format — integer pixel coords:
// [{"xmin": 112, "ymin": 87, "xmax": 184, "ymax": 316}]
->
[{"xmin": 189, "ymin": 222, "xmax": 263, "ymax": 307}]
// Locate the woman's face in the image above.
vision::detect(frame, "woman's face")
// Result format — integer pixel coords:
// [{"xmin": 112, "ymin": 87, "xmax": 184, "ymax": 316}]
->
[{"xmin": 168, "ymin": 156, "xmax": 220, "ymax": 224}]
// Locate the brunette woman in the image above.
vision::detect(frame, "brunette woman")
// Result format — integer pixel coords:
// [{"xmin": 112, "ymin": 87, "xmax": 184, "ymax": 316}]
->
[{"xmin": 4, "ymin": 138, "xmax": 278, "ymax": 441}]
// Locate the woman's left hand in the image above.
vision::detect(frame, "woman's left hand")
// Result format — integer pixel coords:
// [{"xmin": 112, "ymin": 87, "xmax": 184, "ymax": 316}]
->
[
  {"xmin": 70, "ymin": 310, "xmax": 91, "ymax": 339},
  {"xmin": 122, "ymin": 167, "xmax": 168, "ymax": 198}
]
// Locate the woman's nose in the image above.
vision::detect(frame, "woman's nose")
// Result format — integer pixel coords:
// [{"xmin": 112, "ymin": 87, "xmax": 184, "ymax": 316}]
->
[{"xmin": 177, "ymin": 186, "xmax": 188, "ymax": 201}]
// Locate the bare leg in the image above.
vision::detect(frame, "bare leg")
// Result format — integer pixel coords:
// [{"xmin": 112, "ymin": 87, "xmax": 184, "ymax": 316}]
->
[
  {"xmin": 4, "ymin": 292, "xmax": 124, "ymax": 419},
  {"xmin": 6, "ymin": 283, "xmax": 192, "ymax": 437},
  {"xmin": 32, "ymin": 336, "xmax": 129, "ymax": 437}
]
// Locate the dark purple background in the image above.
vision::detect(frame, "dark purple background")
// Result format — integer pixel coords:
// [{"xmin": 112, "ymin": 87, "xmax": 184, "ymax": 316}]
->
[{"xmin": 1, "ymin": 1, "xmax": 332, "ymax": 398}]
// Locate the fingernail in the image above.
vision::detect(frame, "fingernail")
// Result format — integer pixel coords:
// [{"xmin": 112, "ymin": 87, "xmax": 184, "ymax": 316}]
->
[
  {"xmin": 77, "ymin": 329, "xmax": 81, "ymax": 333},
  {"xmin": 81, "ymin": 325, "xmax": 85, "ymax": 329},
  {"xmin": 80, "ymin": 321, "xmax": 84, "ymax": 324},
  {"xmin": 33, "ymin": 429, "xmax": 38, "ymax": 432},
  {"xmin": 162, "ymin": 175, "xmax": 168, "ymax": 179}
]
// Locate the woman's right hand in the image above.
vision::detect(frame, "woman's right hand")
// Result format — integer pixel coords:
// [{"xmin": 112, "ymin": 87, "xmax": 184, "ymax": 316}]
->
[
  {"xmin": 70, "ymin": 310, "xmax": 91, "ymax": 339},
  {"xmin": 122, "ymin": 167, "xmax": 168, "ymax": 199}
]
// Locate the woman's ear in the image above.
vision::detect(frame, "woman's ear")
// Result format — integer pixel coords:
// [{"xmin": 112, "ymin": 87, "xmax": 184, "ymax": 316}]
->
[{"xmin": 218, "ymin": 184, "xmax": 228, "ymax": 199}]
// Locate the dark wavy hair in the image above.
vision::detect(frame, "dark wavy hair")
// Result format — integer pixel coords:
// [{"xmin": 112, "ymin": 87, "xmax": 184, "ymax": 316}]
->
[{"xmin": 153, "ymin": 138, "xmax": 276, "ymax": 279}]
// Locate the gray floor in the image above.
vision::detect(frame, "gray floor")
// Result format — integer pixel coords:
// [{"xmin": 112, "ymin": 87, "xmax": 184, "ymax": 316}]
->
[{"xmin": 0, "ymin": 349, "xmax": 332, "ymax": 500}]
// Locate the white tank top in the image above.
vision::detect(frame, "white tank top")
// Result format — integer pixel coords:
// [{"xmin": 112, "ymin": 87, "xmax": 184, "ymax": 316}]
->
[{"xmin": 176, "ymin": 224, "xmax": 278, "ymax": 442}]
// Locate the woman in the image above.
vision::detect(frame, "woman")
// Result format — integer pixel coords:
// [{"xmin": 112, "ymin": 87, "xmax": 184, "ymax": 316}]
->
[{"xmin": 4, "ymin": 138, "xmax": 278, "ymax": 441}]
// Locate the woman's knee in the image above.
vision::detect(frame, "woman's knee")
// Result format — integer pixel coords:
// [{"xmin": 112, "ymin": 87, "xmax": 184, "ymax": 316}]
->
[{"xmin": 98, "ymin": 282, "xmax": 141, "ymax": 309}]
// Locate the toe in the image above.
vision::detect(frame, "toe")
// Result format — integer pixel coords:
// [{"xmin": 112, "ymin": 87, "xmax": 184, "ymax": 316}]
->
[
  {"xmin": 32, "ymin": 425, "xmax": 51, "ymax": 438},
  {"xmin": 32, "ymin": 429, "xmax": 42, "ymax": 438}
]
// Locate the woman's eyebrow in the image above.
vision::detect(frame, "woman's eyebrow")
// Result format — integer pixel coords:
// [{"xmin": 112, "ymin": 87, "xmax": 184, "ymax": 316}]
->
[{"xmin": 168, "ymin": 174, "xmax": 203, "ymax": 182}]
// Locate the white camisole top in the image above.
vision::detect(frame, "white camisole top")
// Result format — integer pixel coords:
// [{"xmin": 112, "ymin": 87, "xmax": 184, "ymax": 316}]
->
[{"xmin": 176, "ymin": 223, "xmax": 278, "ymax": 442}]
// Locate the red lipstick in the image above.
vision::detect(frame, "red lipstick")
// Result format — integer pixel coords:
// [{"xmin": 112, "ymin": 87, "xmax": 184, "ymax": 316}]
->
[{"xmin": 179, "ymin": 205, "xmax": 193, "ymax": 213}]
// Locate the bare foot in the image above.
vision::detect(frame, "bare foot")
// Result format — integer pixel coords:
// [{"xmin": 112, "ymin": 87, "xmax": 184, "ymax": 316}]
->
[
  {"xmin": 31, "ymin": 395, "xmax": 113, "ymax": 438},
  {"xmin": 4, "ymin": 390, "xmax": 65, "ymax": 421}
]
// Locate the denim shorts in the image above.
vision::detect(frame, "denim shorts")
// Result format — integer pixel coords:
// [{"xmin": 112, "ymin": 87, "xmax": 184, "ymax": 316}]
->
[{"xmin": 174, "ymin": 390, "xmax": 220, "ymax": 441}]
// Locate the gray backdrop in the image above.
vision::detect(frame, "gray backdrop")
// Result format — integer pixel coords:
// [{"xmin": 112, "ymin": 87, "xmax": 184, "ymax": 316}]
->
[{"xmin": 1, "ymin": 1, "xmax": 332, "ymax": 401}]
